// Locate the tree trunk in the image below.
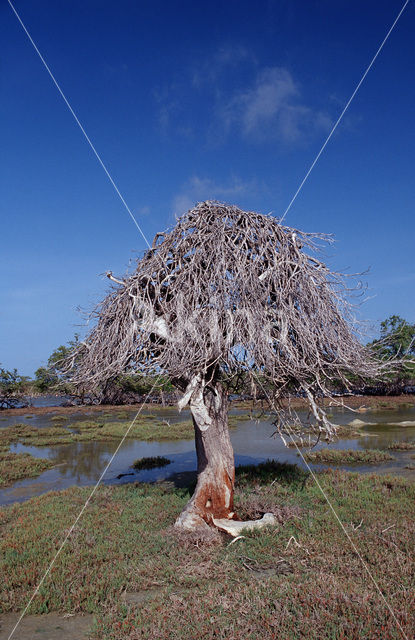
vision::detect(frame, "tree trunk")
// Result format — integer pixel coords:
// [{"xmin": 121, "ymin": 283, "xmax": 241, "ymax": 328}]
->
[{"xmin": 175, "ymin": 379, "xmax": 235, "ymax": 530}]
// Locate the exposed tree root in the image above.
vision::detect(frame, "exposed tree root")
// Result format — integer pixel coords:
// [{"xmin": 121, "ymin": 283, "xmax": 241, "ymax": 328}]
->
[{"xmin": 212, "ymin": 513, "xmax": 277, "ymax": 536}]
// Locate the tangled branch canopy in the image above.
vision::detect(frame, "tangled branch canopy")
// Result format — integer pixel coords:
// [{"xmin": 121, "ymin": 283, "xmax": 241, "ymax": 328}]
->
[{"xmin": 71, "ymin": 201, "xmax": 384, "ymax": 431}]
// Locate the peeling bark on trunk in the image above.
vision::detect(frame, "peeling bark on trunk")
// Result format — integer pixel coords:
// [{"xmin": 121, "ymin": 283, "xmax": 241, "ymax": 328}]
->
[{"xmin": 175, "ymin": 380, "xmax": 235, "ymax": 530}]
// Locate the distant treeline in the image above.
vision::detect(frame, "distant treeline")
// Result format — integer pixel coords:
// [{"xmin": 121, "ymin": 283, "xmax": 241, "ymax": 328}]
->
[{"xmin": 1, "ymin": 315, "xmax": 414, "ymax": 409}]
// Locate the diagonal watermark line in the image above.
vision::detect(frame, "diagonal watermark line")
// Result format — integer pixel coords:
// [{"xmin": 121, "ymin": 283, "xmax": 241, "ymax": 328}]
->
[
  {"xmin": 5, "ymin": 5, "xmax": 168, "ymax": 637},
  {"xmin": 279, "ymin": 0, "xmax": 411, "ymax": 223},
  {"xmin": 6, "ymin": 376, "xmax": 164, "ymax": 640},
  {"xmin": 6, "ymin": 1, "xmax": 411, "ymax": 638},
  {"xmin": 250, "ymin": 371, "xmax": 408, "ymax": 640},
  {"xmin": 7, "ymin": 0, "xmax": 152, "ymax": 251}
]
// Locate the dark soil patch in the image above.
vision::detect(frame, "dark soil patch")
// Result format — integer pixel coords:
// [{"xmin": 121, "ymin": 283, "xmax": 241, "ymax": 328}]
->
[{"xmin": 0, "ymin": 612, "xmax": 93, "ymax": 640}]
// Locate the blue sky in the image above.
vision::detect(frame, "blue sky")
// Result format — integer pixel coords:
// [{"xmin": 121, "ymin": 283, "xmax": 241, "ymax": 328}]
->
[{"xmin": 1, "ymin": 0, "xmax": 414, "ymax": 376}]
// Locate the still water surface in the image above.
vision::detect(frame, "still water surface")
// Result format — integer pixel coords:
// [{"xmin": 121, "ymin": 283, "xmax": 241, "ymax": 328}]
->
[{"xmin": 1, "ymin": 403, "xmax": 414, "ymax": 506}]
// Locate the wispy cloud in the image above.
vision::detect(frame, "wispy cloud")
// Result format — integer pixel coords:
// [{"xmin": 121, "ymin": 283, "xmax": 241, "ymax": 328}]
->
[
  {"xmin": 221, "ymin": 66, "xmax": 331, "ymax": 143},
  {"xmin": 154, "ymin": 47, "xmax": 332, "ymax": 147},
  {"xmin": 172, "ymin": 175, "xmax": 260, "ymax": 216},
  {"xmin": 192, "ymin": 45, "xmax": 255, "ymax": 88},
  {"xmin": 134, "ymin": 205, "xmax": 151, "ymax": 217}
]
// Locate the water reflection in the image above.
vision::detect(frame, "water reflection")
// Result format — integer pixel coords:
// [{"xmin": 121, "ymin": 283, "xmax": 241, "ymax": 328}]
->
[
  {"xmin": 48, "ymin": 442, "xmax": 113, "ymax": 482},
  {"xmin": 1, "ymin": 404, "xmax": 414, "ymax": 506},
  {"xmin": 0, "ymin": 405, "xmax": 191, "ymax": 430}
]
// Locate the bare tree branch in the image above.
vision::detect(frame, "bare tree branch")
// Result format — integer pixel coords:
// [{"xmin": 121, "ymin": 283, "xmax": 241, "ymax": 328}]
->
[{"xmin": 68, "ymin": 201, "xmax": 388, "ymax": 440}]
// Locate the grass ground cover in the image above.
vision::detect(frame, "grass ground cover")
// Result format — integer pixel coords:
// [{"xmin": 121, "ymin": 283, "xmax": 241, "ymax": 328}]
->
[
  {"xmin": 0, "ymin": 451, "xmax": 54, "ymax": 487},
  {"xmin": 286, "ymin": 423, "xmax": 363, "ymax": 448},
  {"xmin": 0, "ymin": 414, "xmax": 250, "ymax": 450},
  {"xmin": 0, "ymin": 463, "xmax": 413, "ymax": 639},
  {"xmin": 303, "ymin": 448, "xmax": 394, "ymax": 464},
  {"xmin": 67, "ymin": 418, "xmax": 195, "ymax": 442},
  {"xmin": 132, "ymin": 456, "xmax": 171, "ymax": 470},
  {"xmin": 0, "ymin": 418, "xmax": 195, "ymax": 448},
  {"xmin": 388, "ymin": 442, "xmax": 415, "ymax": 450},
  {"xmin": 231, "ymin": 396, "xmax": 415, "ymax": 413}
]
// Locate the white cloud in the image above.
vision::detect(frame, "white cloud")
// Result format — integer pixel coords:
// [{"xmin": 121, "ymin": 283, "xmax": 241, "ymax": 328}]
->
[
  {"xmin": 221, "ymin": 66, "xmax": 331, "ymax": 143},
  {"xmin": 172, "ymin": 193, "xmax": 194, "ymax": 217},
  {"xmin": 154, "ymin": 48, "xmax": 332, "ymax": 147},
  {"xmin": 240, "ymin": 68, "xmax": 297, "ymax": 133},
  {"xmin": 136, "ymin": 205, "xmax": 150, "ymax": 217},
  {"xmin": 192, "ymin": 45, "xmax": 254, "ymax": 88},
  {"xmin": 172, "ymin": 175, "xmax": 258, "ymax": 216},
  {"xmin": 153, "ymin": 84, "xmax": 181, "ymax": 134},
  {"xmin": 214, "ymin": 45, "xmax": 252, "ymax": 68}
]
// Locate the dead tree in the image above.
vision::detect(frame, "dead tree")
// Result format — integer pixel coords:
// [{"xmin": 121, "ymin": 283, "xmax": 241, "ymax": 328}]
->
[{"xmin": 69, "ymin": 201, "xmax": 385, "ymax": 530}]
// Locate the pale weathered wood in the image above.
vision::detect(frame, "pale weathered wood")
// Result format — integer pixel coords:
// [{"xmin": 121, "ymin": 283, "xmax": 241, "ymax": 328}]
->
[
  {"xmin": 175, "ymin": 379, "xmax": 235, "ymax": 528},
  {"xmin": 212, "ymin": 513, "xmax": 277, "ymax": 536},
  {"xmin": 67, "ymin": 201, "xmax": 390, "ymax": 529},
  {"xmin": 70, "ymin": 201, "xmax": 386, "ymax": 445}
]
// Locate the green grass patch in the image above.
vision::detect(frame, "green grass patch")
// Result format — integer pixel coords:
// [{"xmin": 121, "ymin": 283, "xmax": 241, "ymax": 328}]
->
[
  {"xmin": 132, "ymin": 456, "xmax": 171, "ymax": 470},
  {"xmin": 388, "ymin": 441, "xmax": 415, "ymax": 450},
  {"xmin": 0, "ymin": 451, "xmax": 54, "ymax": 487},
  {"xmin": 335, "ymin": 424, "xmax": 365, "ymax": 438},
  {"xmin": 0, "ymin": 466, "xmax": 414, "ymax": 639},
  {"xmin": 236, "ymin": 459, "xmax": 308, "ymax": 488},
  {"xmin": 0, "ymin": 423, "xmax": 75, "ymax": 447},
  {"xmin": 96, "ymin": 419, "xmax": 194, "ymax": 442},
  {"xmin": 303, "ymin": 448, "xmax": 394, "ymax": 464},
  {"xmin": 228, "ymin": 413, "xmax": 262, "ymax": 426},
  {"xmin": 0, "ymin": 415, "xmax": 250, "ymax": 451},
  {"xmin": 0, "ymin": 418, "xmax": 195, "ymax": 448},
  {"xmin": 70, "ymin": 420, "xmax": 105, "ymax": 430},
  {"xmin": 287, "ymin": 424, "xmax": 363, "ymax": 447}
]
